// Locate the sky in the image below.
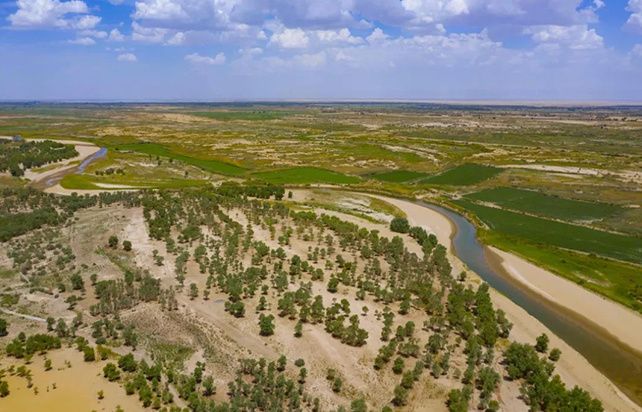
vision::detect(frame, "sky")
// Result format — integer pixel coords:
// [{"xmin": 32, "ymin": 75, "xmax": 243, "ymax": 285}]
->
[{"xmin": 1, "ymin": 0, "xmax": 642, "ymax": 101}]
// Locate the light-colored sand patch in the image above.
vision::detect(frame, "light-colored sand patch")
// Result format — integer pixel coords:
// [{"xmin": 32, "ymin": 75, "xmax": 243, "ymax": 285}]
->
[
  {"xmin": 500, "ymin": 164, "xmax": 642, "ymax": 183},
  {"xmin": 93, "ymin": 183, "xmax": 146, "ymax": 189},
  {"xmin": 489, "ymin": 246, "xmax": 642, "ymax": 355},
  {"xmin": 22, "ymin": 139, "xmax": 101, "ymax": 183}
]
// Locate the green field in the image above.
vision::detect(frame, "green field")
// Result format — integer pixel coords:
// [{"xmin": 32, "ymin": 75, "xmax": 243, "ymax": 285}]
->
[
  {"xmin": 252, "ymin": 167, "xmax": 360, "ymax": 185},
  {"xmin": 421, "ymin": 164, "xmax": 502, "ymax": 186},
  {"xmin": 482, "ymin": 231, "xmax": 642, "ymax": 312},
  {"xmin": 465, "ymin": 187, "xmax": 623, "ymax": 221},
  {"xmin": 190, "ymin": 111, "xmax": 291, "ymax": 121},
  {"xmin": 369, "ymin": 170, "xmax": 429, "ymax": 183},
  {"xmin": 114, "ymin": 143, "xmax": 245, "ymax": 176},
  {"xmin": 454, "ymin": 199, "xmax": 642, "ymax": 265}
]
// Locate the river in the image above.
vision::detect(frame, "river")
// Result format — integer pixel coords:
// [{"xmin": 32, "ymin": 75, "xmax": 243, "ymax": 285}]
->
[{"xmin": 418, "ymin": 201, "xmax": 642, "ymax": 407}]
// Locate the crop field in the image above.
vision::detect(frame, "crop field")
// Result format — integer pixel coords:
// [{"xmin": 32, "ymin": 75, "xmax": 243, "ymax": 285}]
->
[
  {"xmin": 464, "ymin": 187, "xmax": 623, "ymax": 222},
  {"xmin": 251, "ymin": 167, "xmax": 361, "ymax": 185},
  {"xmin": 454, "ymin": 199, "xmax": 642, "ymax": 265},
  {"xmin": 421, "ymin": 164, "xmax": 503, "ymax": 186}
]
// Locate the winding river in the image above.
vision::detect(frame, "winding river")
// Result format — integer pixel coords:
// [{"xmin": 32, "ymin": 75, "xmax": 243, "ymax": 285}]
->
[{"xmin": 418, "ymin": 201, "xmax": 642, "ymax": 407}]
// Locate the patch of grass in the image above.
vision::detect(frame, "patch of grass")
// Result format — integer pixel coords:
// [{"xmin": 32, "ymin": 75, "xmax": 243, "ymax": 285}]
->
[
  {"xmin": 0, "ymin": 267, "xmax": 17, "ymax": 279},
  {"xmin": 149, "ymin": 341, "xmax": 194, "ymax": 370},
  {"xmin": 190, "ymin": 110, "xmax": 291, "ymax": 121},
  {"xmin": 465, "ymin": 187, "xmax": 622, "ymax": 221},
  {"xmin": 369, "ymin": 170, "xmax": 429, "ymax": 183},
  {"xmin": 455, "ymin": 199, "xmax": 642, "ymax": 265},
  {"xmin": 252, "ymin": 167, "xmax": 360, "ymax": 185},
  {"xmin": 114, "ymin": 143, "xmax": 245, "ymax": 176},
  {"xmin": 369, "ymin": 197, "xmax": 406, "ymax": 218},
  {"xmin": 60, "ymin": 173, "xmax": 208, "ymax": 190},
  {"xmin": 421, "ymin": 163, "xmax": 502, "ymax": 186},
  {"xmin": 484, "ymin": 231, "xmax": 642, "ymax": 313}
]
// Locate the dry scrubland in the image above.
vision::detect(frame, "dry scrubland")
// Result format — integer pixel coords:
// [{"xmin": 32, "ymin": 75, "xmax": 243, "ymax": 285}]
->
[{"xmin": 0, "ymin": 103, "xmax": 641, "ymax": 411}]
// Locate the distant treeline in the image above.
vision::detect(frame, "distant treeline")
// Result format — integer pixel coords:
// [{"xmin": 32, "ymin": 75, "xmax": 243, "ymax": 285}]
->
[{"xmin": 0, "ymin": 139, "xmax": 78, "ymax": 176}]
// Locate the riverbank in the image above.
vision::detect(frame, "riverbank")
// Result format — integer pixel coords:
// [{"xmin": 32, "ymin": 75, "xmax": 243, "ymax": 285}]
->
[
  {"xmin": 373, "ymin": 194, "xmax": 640, "ymax": 412},
  {"xmin": 22, "ymin": 139, "xmax": 102, "ymax": 185},
  {"xmin": 487, "ymin": 246, "xmax": 642, "ymax": 356}
]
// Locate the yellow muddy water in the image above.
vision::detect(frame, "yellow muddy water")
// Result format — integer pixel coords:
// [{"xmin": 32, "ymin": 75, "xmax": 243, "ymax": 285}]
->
[{"xmin": 0, "ymin": 348, "xmax": 143, "ymax": 412}]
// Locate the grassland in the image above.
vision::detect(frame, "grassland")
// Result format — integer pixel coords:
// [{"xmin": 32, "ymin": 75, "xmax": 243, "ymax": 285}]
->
[
  {"xmin": 252, "ymin": 167, "xmax": 360, "ymax": 185},
  {"xmin": 113, "ymin": 143, "xmax": 246, "ymax": 176},
  {"xmin": 190, "ymin": 110, "xmax": 293, "ymax": 121},
  {"xmin": 464, "ymin": 187, "xmax": 623, "ymax": 222},
  {"xmin": 454, "ymin": 199, "xmax": 642, "ymax": 265},
  {"xmin": 421, "ymin": 164, "xmax": 503, "ymax": 186}
]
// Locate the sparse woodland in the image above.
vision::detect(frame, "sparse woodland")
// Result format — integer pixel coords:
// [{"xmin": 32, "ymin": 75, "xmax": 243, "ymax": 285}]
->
[{"xmin": 0, "ymin": 185, "xmax": 603, "ymax": 411}]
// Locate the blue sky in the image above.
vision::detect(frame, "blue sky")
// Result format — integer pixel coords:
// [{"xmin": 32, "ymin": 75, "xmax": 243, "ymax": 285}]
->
[{"xmin": 1, "ymin": 0, "xmax": 642, "ymax": 101}]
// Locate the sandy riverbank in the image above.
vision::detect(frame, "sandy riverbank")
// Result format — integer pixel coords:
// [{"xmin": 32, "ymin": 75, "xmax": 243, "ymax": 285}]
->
[
  {"xmin": 21, "ymin": 138, "xmax": 101, "ymax": 184},
  {"xmin": 373, "ymin": 194, "xmax": 640, "ymax": 412},
  {"xmin": 488, "ymin": 246, "xmax": 642, "ymax": 355}
]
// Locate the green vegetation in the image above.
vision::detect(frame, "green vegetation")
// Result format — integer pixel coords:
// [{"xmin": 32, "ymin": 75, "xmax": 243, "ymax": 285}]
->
[
  {"xmin": 464, "ymin": 187, "xmax": 622, "ymax": 221},
  {"xmin": 252, "ymin": 167, "xmax": 360, "ymax": 185},
  {"xmin": 422, "ymin": 164, "xmax": 502, "ymax": 186},
  {"xmin": 370, "ymin": 170, "xmax": 429, "ymax": 183},
  {"xmin": 190, "ymin": 110, "xmax": 291, "ymax": 121},
  {"xmin": 0, "ymin": 139, "xmax": 77, "ymax": 176},
  {"xmin": 455, "ymin": 199, "xmax": 642, "ymax": 265},
  {"xmin": 114, "ymin": 142, "xmax": 245, "ymax": 176},
  {"xmin": 481, "ymin": 230, "xmax": 642, "ymax": 312}
]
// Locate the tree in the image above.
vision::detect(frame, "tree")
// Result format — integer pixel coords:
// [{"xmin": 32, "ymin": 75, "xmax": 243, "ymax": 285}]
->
[
  {"xmin": 0, "ymin": 318, "xmax": 7, "ymax": 337},
  {"xmin": 83, "ymin": 346, "xmax": 96, "ymax": 362},
  {"xmin": 549, "ymin": 348, "xmax": 561, "ymax": 362},
  {"xmin": 259, "ymin": 314, "xmax": 275, "ymax": 336},
  {"xmin": 70, "ymin": 273, "xmax": 84, "ymax": 291},
  {"xmin": 390, "ymin": 217, "xmax": 410, "ymax": 233},
  {"xmin": 118, "ymin": 353, "xmax": 137, "ymax": 372},
  {"xmin": 189, "ymin": 283, "xmax": 198, "ymax": 300},
  {"xmin": 108, "ymin": 235, "xmax": 119, "ymax": 249},
  {"xmin": 294, "ymin": 321, "xmax": 303, "ymax": 338},
  {"xmin": 0, "ymin": 380, "xmax": 9, "ymax": 397},
  {"xmin": 535, "ymin": 333, "xmax": 549, "ymax": 353},
  {"xmin": 351, "ymin": 398, "xmax": 367, "ymax": 412},
  {"xmin": 122, "ymin": 240, "xmax": 132, "ymax": 252},
  {"xmin": 103, "ymin": 363, "xmax": 120, "ymax": 381}
]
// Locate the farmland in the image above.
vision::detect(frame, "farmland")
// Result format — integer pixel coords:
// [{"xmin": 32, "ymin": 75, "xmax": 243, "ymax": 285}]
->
[{"xmin": 421, "ymin": 164, "xmax": 503, "ymax": 186}]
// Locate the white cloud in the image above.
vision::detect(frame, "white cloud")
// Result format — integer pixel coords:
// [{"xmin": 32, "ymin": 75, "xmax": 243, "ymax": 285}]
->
[
  {"xmin": 367, "ymin": 28, "xmax": 388, "ymax": 43},
  {"xmin": 315, "ymin": 28, "xmax": 362, "ymax": 45},
  {"xmin": 627, "ymin": 0, "xmax": 642, "ymax": 33},
  {"xmin": 185, "ymin": 52, "xmax": 226, "ymax": 65},
  {"xmin": 9, "ymin": 0, "xmax": 91, "ymax": 28},
  {"xmin": 71, "ymin": 14, "xmax": 101, "ymax": 30},
  {"xmin": 109, "ymin": 29, "xmax": 125, "ymax": 41},
  {"xmin": 117, "ymin": 52, "xmax": 138, "ymax": 62},
  {"xmin": 294, "ymin": 51, "xmax": 326, "ymax": 67},
  {"xmin": 525, "ymin": 25, "xmax": 603, "ymax": 50},
  {"xmin": 132, "ymin": 21, "xmax": 169, "ymax": 43},
  {"xmin": 68, "ymin": 36, "xmax": 95, "ymax": 45},
  {"xmin": 166, "ymin": 32, "xmax": 186, "ymax": 45},
  {"xmin": 270, "ymin": 28, "xmax": 309, "ymax": 48}
]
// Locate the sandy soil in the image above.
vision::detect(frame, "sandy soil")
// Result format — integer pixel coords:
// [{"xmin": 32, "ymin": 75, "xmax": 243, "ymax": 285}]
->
[
  {"xmin": 489, "ymin": 247, "xmax": 642, "ymax": 354},
  {"xmin": 499, "ymin": 164, "xmax": 642, "ymax": 183},
  {"xmin": 373, "ymin": 194, "xmax": 640, "ymax": 412}
]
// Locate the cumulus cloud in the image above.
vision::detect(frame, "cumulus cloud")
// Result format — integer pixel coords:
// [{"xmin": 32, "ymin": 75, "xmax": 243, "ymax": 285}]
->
[
  {"xmin": 627, "ymin": 0, "xmax": 642, "ymax": 33},
  {"xmin": 314, "ymin": 28, "xmax": 362, "ymax": 44},
  {"xmin": 9, "ymin": 0, "xmax": 94, "ymax": 28},
  {"xmin": 525, "ymin": 25, "xmax": 603, "ymax": 50},
  {"xmin": 185, "ymin": 52, "xmax": 226, "ymax": 65},
  {"xmin": 117, "ymin": 52, "xmax": 138, "ymax": 62},
  {"xmin": 109, "ymin": 29, "xmax": 125, "ymax": 41},
  {"xmin": 270, "ymin": 28, "xmax": 309, "ymax": 48}
]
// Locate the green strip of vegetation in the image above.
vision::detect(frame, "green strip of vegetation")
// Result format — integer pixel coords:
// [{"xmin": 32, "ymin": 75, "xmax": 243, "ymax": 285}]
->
[
  {"xmin": 114, "ymin": 143, "xmax": 245, "ymax": 176},
  {"xmin": 482, "ymin": 231, "xmax": 642, "ymax": 313},
  {"xmin": 464, "ymin": 187, "xmax": 622, "ymax": 221},
  {"xmin": 369, "ymin": 170, "xmax": 429, "ymax": 183},
  {"xmin": 252, "ymin": 167, "xmax": 360, "ymax": 185},
  {"xmin": 421, "ymin": 164, "xmax": 502, "ymax": 186},
  {"xmin": 190, "ymin": 110, "xmax": 291, "ymax": 121},
  {"xmin": 454, "ymin": 199, "xmax": 642, "ymax": 265},
  {"xmin": 60, "ymin": 174, "xmax": 208, "ymax": 190}
]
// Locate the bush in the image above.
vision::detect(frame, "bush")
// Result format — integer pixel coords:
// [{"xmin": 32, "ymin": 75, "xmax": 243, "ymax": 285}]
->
[{"xmin": 390, "ymin": 217, "xmax": 410, "ymax": 233}]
